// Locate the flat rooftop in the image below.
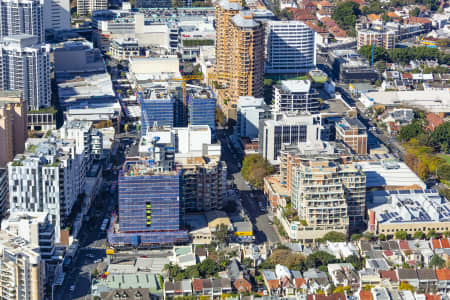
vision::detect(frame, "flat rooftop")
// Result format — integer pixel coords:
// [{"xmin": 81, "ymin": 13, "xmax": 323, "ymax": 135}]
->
[
  {"xmin": 280, "ymin": 80, "xmax": 311, "ymax": 93},
  {"xmin": 356, "ymin": 160, "xmax": 426, "ymax": 189}
]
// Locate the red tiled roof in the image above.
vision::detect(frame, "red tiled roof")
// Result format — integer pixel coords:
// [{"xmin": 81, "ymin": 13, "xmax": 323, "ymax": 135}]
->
[
  {"xmin": 233, "ymin": 279, "xmax": 251, "ymax": 292},
  {"xmin": 307, "ymin": 294, "xmax": 346, "ymax": 300},
  {"xmin": 380, "ymin": 270, "xmax": 399, "ymax": 282},
  {"xmin": 402, "ymin": 73, "xmax": 413, "ymax": 79},
  {"xmin": 360, "ymin": 290, "xmax": 373, "ymax": 300},
  {"xmin": 317, "ymin": 9, "xmax": 332, "ymax": 15},
  {"xmin": 406, "ymin": 16, "xmax": 432, "ymax": 24},
  {"xmin": 442, "ymin": 239, "xmax": 450, "ymax": 248},
  {"xmin": 426, "ymin": 113, "xmax": 444, "ymax": 132},
  {"xmin": 192, "ymin": 279, "xmax": 204, "ymax": 291},
  {"xmin": 436, "ymin": 269, "xmax": 450, "ymax": 281},
  {"xmin": 319, "ymin": 0, "xmax": 334, "ymax": 6},
  {"xmin": 432, "ymin": 239, "xmax": 442, "ymax": 249},
  {"xmin": 266, "ymin": 279, "xmax": 280, "ymax": 290},
  {"xmin": 305, "ymin": 21, "xmax": 329, "ymax": 33},
  {"xmin": 384, "ymin": 250, "xmax": 393, "ymax": 256},
  {"xmin": 329, "ymin": 26, "xmax": 348, "ymax": 37},
  {"xmin": 426, "ymin": 295, "xmax": 441, "ymax": 300},
  {"xmin": 399, "ymin": 240, "xmax": 410, "ymax": 250},
  {"xmin": 368, "ymin": 13, "xmax": 381, "ymax": 21},
  {"xmin": 294, "ymin": 278, "xmax": 307, "ymax": 289}
]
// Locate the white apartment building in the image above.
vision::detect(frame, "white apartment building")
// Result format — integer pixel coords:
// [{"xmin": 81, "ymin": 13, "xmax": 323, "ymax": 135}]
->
[
  {"xmin": 0, "ymin": 35, "xmax": 51, "ymax": 110},
  {"xmin": 1, "ymin": 212, "xmax": 55, "ymax": 260},
  {"xmin": 0, "ymin": 231, "xmax": 44, "ymax": 300},
  {"xmin": 0, "ymin": 0, "xmax": 44, "ymax": 42},
  {"xmin": 273, "ymin": 80, "xmax": 320, "ymax": 114},
  {"xmin": 357, "ymin": 28, "xmax": 396, "ymax": 50},
  {"xmin": 265, "ymin": 20, "xmax": 316, "ymax": 74},
  {"xmin": 260, "ymin": 112, "xmax": 322, "ymax": 164},
  {"xmin": 236, "ymin": 96, "xmax": 270, "ymax": 140},
  {"xmin": 77, "ymin": 0, "xmax": 107, "ymax": 16},
  {"xmin": 8, "ymin": 138, "xmax": 84, "ymax": 243},
  {"xmin": 43, "ymin": 0, "xmax": 70, "ymax": 31}
]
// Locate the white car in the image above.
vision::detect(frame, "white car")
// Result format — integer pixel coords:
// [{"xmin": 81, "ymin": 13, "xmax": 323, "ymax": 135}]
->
[{"xmin": 69, "ymin": 285, "xmax": 76, "ymax": 292}]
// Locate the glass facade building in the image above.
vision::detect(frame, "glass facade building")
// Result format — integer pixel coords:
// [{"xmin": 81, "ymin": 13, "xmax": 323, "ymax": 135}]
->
[
  {"xmin": 187, "ymin": 90, "xmax": 216, "ymax": 135},
  {"xmin": 141, "ymin": 98, "xmax": 175, "ymax": 135}
]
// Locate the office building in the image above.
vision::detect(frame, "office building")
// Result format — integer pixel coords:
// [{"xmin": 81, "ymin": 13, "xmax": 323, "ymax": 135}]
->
[
  {"xmin": 53, "ymin": 40, "xmax": 105, "ymax": 75},
  {"xmin": 273, "ymin": 80, "xmax": 319, "ymax": 114},
  {"xmin": 8, "ymin": 137, "xmax": 84, "ymax": 243},
  {"xmin": 0, "ymin": 35, "xmax": 51, "ymax": 110},
  {"xmin": 77, "ymin": 0, "xmax": 107, "ymax": 16},
  {"xmin": 43, "ymin": 0, "xmax": 70, "ymax": 31},
  {"xmin": 265, "ymin": 21, "xmax": 316, "ymax": 73},
  {"xmin": 357, "ymin": 28, "xmax": 396, "ymax": 50},
  {"xmin": 335, "ymin": 118, "xmax": 368, "ymax": 155},
  {"xmin": 215, "ymin": 1, "xmax": 264, "ymax": 103},
  {"xmin": 1, "ymin": 212, "xmax": 56, "ymax": 260},
  {"xmin": 236, "ymin": 96, "xmax": 270, "ymax": 140},
  {"xmin": 140, "ymin": 89, "xmax": 176, "ymax": 135},
  {"xmin": 109, "ymin": 142, "xmax": 188, "ymax": 247},
  {"xmin": 0, "ymin": 91, "xmax": 27, "ymax": 168},
  {"xmin": 0, "ymin": 231, "xmax": 44, "ymax": 300},
  {"xmin": 291, "ymin": 155, "xmax": 365, "ymax": 241},
  {"xmin": 0, "ymin": 168, "xmax": 7, "ymax": 218},
  {"xmin": 0, "ymin": 0, "xmax": 44, "ymax": 42},
  {"xmin": 259, "ymin": 112, "xmax": 322, "ymax": 164},
  {"xmin": 187, "ymin": 89, "xmax": 216, "ymax": 135},
  {"xmin": 328, "ymin": 49, "xmax": 379, "ymax": 83},
  {"xmin": 368, "ymin": 190, "xmax": 450, "ymax": 236},
  {"xmin": 110, "ymin": 38, "xmax": 140, "ymax": 60}
]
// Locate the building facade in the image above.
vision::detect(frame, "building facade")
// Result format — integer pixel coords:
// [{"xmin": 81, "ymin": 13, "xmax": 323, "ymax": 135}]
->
[
  {"xmin": 8, "ymin": 138, "xmax": 84, "ymax": 243},
  {"xmin": 259, "ymin": 112, "xmax": 322, "ymax": 164},
  {"xmin": 215, "ymin": 1, "xmax": 264, "ymax": 104},
  {"xmin": 187, "ymin": 89, "xmax": 216, "ymax": 136},
  {"xmin": 0, "ymin": 35, "xmax": 51, "ymax": 110},
  {"xmin": 265, "ymin": 21, "xmax": 316, "ymax": 73},
  {"xmin": 273, "ymin": 80, "xmax": 319, "ymax": 114},
  {"xmin": 236, "ymin": 96, "xmax": 269, "ymax": 139},
  {"xmin": 0, "ymin": 91, "xmax": 27, "ymax": 168},
  {"xmin": 357, "ymin": 28, "xmax": 396, "ymax": 50},
  {"xmin": 335, "ymin": 118, "xmax": 368, "ymax": 155},
  {"xmin": 77, "ymin": 0, "xmax": 107, "ymax": 16},
  {"xmin": 43, "ymin": 0, "xmax": 70, "ymax": 31},
  {"xmin": 140, "ymin": 90, "xmax": 176, "ymax": 135},
  {"xmin": 291, "ymin": 156, "xmax": 365, "ymax": 241},
  {"xmin": 0, "ymin": 0, "xmax": 44, "ymax": 42},
  {"xmin": 180, "ymin": 156, "xmax": 227, "ymax": 212},
  {"xmin": 0, "ymin": 231, "xmax": 44, "ymax": 300},
  {"xmin": 0, "ymin": 168, "xmax": 7, "ymax": 218}
]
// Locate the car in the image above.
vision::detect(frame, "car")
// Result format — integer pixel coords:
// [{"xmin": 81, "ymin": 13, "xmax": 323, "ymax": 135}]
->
[
  {"xmin": 94, "ymin": 259, "xmax": 102, "ymax": 264},
  {"xmin": 69, "ymin": 285, "xmax": 76, "ymax": 292}
]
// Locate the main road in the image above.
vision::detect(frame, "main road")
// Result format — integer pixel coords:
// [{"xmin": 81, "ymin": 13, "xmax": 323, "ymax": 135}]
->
[{"xmin": 217, "ymin": 130, "xmax": 281, "ymax": 245}]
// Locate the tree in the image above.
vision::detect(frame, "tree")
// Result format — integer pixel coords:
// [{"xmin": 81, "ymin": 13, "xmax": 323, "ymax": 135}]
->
[
  {"xmin": 345, "ymin": 255, "xmax": 364, "ymax": 270},
  {"xmin": 426, "ymin": 229, "xmax": 437, "ymax": 239},
  {"xmin": 214, "ymin": 224, "xmax": 229, "ymax": 245},
  {"xmin": 378, "ymin": 233, "xmax": 387, "ymax": 241},
  {"xmin": 358, "ymin": 45, "xmax": 388, "ymax": 63},
  {"xmin": 430, "ymin": 122, "xmax": 450, "ymax": 153},
  {"xmin": 306, "ymin": 251, "xmax": 336, "ymax": 268},
  {"xmin": 409, "ymin": 7, "xmax": 420, "ymax": 16},
  {"xmin": 198, "ymin": 258, "xmax": 218, "ymax": 277},
  {"xmin": 399, "ymin": 122, "xmax": 424, "ymax": 141},
  {"xmin": 395, "ymin": 230, "xmax": 408, "ymax": 240},
  {"xmin": 321, "ymin": 231, "xmax": 347, "ymax": 242},
  {"xmin": 351, "ymin": 233, "xmax": 361, "ymax": 241},
  {"xmin": 332, "ymin": 1, "xmax": 361, "ymax": 32},
  {"xmin": 240, "ymin": 154, "xmax": 274, "ymax": 189},
  {"xmin": 429, "ymin": 255, "xmax": 445, "ymax": 268},
  {"xmin": 413, "ymin": 231, "xmax": 424, "ymax": 239}
]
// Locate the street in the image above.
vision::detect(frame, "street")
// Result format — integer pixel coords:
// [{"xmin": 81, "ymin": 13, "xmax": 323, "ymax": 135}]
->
[{"xmin": 217, "ymin": 130, "xmax": 281, "ymax": 245}]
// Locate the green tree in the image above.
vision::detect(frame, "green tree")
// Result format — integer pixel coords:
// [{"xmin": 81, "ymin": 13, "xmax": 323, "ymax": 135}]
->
[
  {"xmin": 345, "ymin": 255, "xmax": 364, "ymax": 270},
  {"xmin": 409, "ymin": 7, "xmax": 420, "ymax": 16},
  {"xmin": 426, "ymin": 230, "xmax": 437, "ymax": 239},
  {"xmin": 351, "ymin": 233, "xmax": 362, "ymax": 241},
  {"xmin": 429, "ymin": 255, "xmax": 445, "ymax": 268},
  {"xmin": 240, "ymin": 154, "xmax": 274, "ymax": 189},
  {"xmin": 378, "ymin": 233, "xmax": 387, "ymax": 241},
  {"xmin": 306, "ymin": 251, "xmax": 336, "ymax": 268},
  {"xmin": 399, "ymin": 122, "xmax": 424, "ymax": 141},
  {"xmin": 413, "ymin": 231, "xmax": 424, "ymax": 239},
  {"xmin": 358, "ymin": 45, "xmax": 388, "ymax": 63},
  {"xmin": 430, "ymin": 122, "xmax": 450, "ymax": 153},
  {"xmin": 214, "ymin": 224, "xmax": 229, "ymax": 245},
  {"xmin": 198, "ymin": 258, "xmax": 219, "ymax": 277},
  {"xmin": 321, "ymin": 231, "xmax": 347, "ymax": 242},
  {"xmin": 394, "ymin": 230, "xmax": 408, "ymax": 240},
  {"xmin": 332, "ymin": 1, "xmax": 361, "ymax": 32}
]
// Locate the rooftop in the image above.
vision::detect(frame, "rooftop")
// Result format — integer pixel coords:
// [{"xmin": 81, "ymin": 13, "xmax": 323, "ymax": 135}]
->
[
  {"xmin": 280, "ymin": 80, "xmax": 311, "ymax": 93},
  {"xmin": 232, "ymin": 11, "xmax": 260, "ymax": 28}
]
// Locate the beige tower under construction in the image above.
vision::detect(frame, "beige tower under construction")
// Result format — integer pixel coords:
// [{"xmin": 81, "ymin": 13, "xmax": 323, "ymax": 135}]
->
[{"xmin": 215, "ymin": 0, "xmax": 264, "ymax": 119}]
